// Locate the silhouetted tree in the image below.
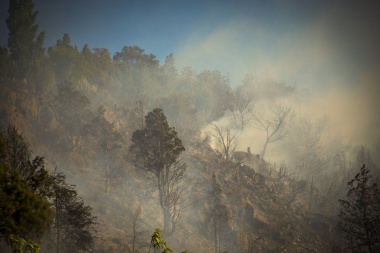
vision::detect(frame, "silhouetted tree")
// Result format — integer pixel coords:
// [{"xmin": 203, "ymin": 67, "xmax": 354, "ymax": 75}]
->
[
  {"xmin": 0, "ymin": 130, "xmax": 53, "ymax": 250},
  {"xmin": 252, "ymin": 104, "xmax": 295, "ymax": 160},
  {"xmin": 6, "ymin": 0, "xmax": 45, "ymax": 80},
  {"xmin": 113, "ymin": 45, "xmax": 159, "ymax": 67},
  {"xmin": 49, "ymin": 172, "xmax": 97, "ymax": 253},
  {"xmin": 338, "ymin": 164, "xmax": 380, "ymax": 252},
  {"xmin": 130, "ymin": 108, "xmax": 186, "ymax": 235},
  {"xmin": 225, "ymin": 85, "xmax": 254, "ymax": 131},
  {"xmin": 208, "ymin": 172, "xmax": 230, "ymax": 253},
  {"xmin": 0, "ymin": 45, "xmax": 14, "ymax": 80},
  {"xmin": 2, "ymin": 126, "xmax": 53, "ymax": 198},
  {"xmin": 209, "ymin": 124, "xmax": 236, "ymax": 164},
  {"xmin": 125, "ymin": 205, "xmax": 144, "ymax": 253}
]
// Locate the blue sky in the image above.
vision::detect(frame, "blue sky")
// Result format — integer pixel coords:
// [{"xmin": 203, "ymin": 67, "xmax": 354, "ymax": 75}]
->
[
  {"xmin": 0, "ymin": 1, "xmax": 331, "ymax": 84},
  {"xmin": 0, "ymin": 0, "xmax": 379, "ymax": 90},
  {"xmin": 1, "ymin": 1, "xmax": 378, "ymax": 88}
]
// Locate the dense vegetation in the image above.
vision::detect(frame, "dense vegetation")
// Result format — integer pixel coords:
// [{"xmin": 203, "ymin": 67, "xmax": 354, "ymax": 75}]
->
[{"xmin": 1, "ymin": 0, "xmax": 379, "ymax": 252}]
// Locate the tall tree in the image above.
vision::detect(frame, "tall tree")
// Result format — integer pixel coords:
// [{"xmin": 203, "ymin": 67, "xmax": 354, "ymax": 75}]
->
[
  {"xmin": 86, "ymin": 106, "xmax": 125, "ymax": 193},
  {"xmin": 208, "ymin": 172, "xmax": 230, "ymax": 253},
  {"xmin": 0, "ymin": 163, "xmax": 53, "ymax": 248},
  {"xmin": 338, "ymin": 164, "xmax": 380, "ymax": 253},
  {"xmin": 130, "ymin": 108, "xmax": 186, "ymax": 235},
  {"xmin": 47, "ymin": 34, "xmax": 77, "ymax": 82},
  {"xmin": 6, "ymin": 0, "xmax": 45, "ymax": 80},
  {"xmin": 2, "ymin": 126, "xmax": 53, "ymax": 198},
  {"xmin": 47, "ymin": 172, "xmax": 97, "ymax": 253},
  {"xmin": 0, "ymin": 131, "xmax": 53, "ymax": 250}
]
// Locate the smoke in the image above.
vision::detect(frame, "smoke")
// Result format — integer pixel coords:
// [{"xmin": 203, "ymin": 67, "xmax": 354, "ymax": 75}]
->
[{"xmin": 174, "ymin": 1, "xmax": 380, "ymax": 166}]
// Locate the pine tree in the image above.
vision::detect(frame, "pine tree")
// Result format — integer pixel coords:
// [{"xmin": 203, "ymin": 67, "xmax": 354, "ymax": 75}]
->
[
  {"xmin": 338, "ymin": 164, "xmax": 380, "ymax": 252},
  {"xmin": 0, "ymin": 131, "xmax": 53, "ymax": 249},
  {"xmin": 49, "ymin": 172, "xmax": 96, "ymax": 253},
  {"xmin": 6, "ymin": 0, "xmax": 45, "ymax": 80}
]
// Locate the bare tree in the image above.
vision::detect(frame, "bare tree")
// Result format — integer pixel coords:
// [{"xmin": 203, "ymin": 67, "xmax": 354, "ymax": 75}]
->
[
  {"xmin": 225, "ymin": 85, "xmax": 254, "ymax": 131},
  {"xmin": 291, "ymin": 118, "xmax": 325, "ymax": 178},
  {"xmin": 208, "ymin": 172, "xmax": 231, "ymax": 253},
  {"xmin": 125, "ymin": 205, "xmax": 144, "ymax": 253},
  {"xmin": 252, "ymin": 105, "xmax": 295, "ymax": 160},
  {"xmin": 209, "ymin": 124, "xmax": 236, "ymax": 163}
]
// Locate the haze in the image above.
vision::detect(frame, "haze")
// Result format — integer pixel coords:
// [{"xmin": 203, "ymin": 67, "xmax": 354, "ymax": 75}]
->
[{"xmin": 1, "ymin": 1, "xmax": 380, "ymax": 252}]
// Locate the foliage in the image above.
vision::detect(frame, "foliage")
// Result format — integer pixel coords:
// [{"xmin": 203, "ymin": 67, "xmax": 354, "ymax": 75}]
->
[
  {"xmin": 113, "ymin": 45, "xmax": 159, "ymax": 67},
  {"xmin": 2, "ymin": 126, "xmax": 54, "ymax": 198},
  {"xmin": 47, "ymin": 34, "xmax": 83, "ymax": 83},
  {"xmin": 0, "ymin": 129, "xmax": 54, "ymax": 244},
  {"xmin": 130, "ymin": 108, "xmax": 186, "ymax": 234},
  {"xmin": 0, "ymin": 163, "xmax": 53, "ymax": 243},
  {"xmin": 47, "ymin": 172, "xmax": 97, "ymax": 253},
  {"xmin": 6, "ymin": 0, "xmax": 45, "ymax": 80},
  {"xmin": 9, "ymin": 234, "xmax": 40, "ymax": 253},
  {"xmin": 338, "ymin": 164, "xmax": 380, "ymax": 252},
  {"xmin": 149, "ymin": 228, "xmax": 189, "ymax": 253}
]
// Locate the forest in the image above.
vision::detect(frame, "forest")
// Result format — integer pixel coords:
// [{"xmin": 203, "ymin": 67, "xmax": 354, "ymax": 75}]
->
[{"xmin": 0, "ymin": 0, "xmax": 379, "ymax": 252}]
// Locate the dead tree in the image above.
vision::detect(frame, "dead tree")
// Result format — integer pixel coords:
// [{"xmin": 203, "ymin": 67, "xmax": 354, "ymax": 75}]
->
[
  {"xmin": 209, "ymin": 124, "xmax": 236, "ymax": 164},
  {"xmin": 125, "ymin": 205, "xmax": 144, "ymax": 253},
  {"xmin": 225, "ymin": 86, "xmax": 254, "ymax": 131},
  {"xmin": 252, "ymin": 105, "xmax": 295, "ymax": 160}
]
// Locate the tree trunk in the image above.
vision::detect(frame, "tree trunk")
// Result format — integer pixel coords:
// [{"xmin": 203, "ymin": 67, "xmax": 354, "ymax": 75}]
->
[
  {"xmin": 163, "ymin": 207, "xmax": 171, "ymax": 234},
  {"xmin": 261, "ymin": 140, "xmax": 268, "ymax": 160},
  {"xmin": 105, "ymin": 148, "xmax": 109, "ymax": 193}
]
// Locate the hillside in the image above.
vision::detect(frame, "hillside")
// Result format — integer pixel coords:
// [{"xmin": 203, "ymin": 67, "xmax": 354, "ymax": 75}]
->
[{"xmin": 0, "ymin": 80, "xmax": 342, "ymax": 253}]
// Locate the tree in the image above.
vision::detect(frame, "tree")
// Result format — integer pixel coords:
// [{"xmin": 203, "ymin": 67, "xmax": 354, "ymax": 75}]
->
[
  {"xmin": 338, "ymin": 164, "xmax": 380, "ymax": 252},
  {"xmin": 0, "ymin": 163, "xmax": 53, "ymax": 246},
  {"xmin": 0, "ymin": 132, "xmax": 53, "ymax": 250},
  {"xmin": 207, "ymin": 172, "xmax": 230, "ymax": 253},
  {"xmin": 6, "ymin": 0, "xmax": 45, "ymax": 80},
  {"xmin": 47, "ymin": 34, "xmax": 82, "ymax": 83},
  {"xmin": 113, "ymin": 45, "xmax": 159, "ymax": 67},
  {"xmin": 291, "ymin": 118, "xmax": 325, "ymax": 179},
  {"xmin": 130, "ymin": 108, "xmax": 186, "ymax": 235},
  {"xmin": 252, "ymin": 104, "xmax": 295, "ymax": 160},
  {"xmin": 225, "ymin": 85, "xmax": 254, "ymax": 131},
  {"xmin": 1, "ymin": 126, "xmax": 53, "ymax": 199},
  {"xmin": 0, "ymin": 45, "xmax": 14, "ymax": 80},
  {"xmin": 54, "ymin": 80, "xmax": 91, "ymax": 149},
  {"xmin": 86, "ymin": 107, "xmax": 125, "ymax": 193},
  {"xmin": 125, "ymin": 205, "xmax": 144, "ymax": 253},
  {"xmin": 47, "ymin": 172, "xmax": 97, "ymax": 253},
  {"xmin": 209, "ymin": 124, "xmax": 236, "ymax": 164}
]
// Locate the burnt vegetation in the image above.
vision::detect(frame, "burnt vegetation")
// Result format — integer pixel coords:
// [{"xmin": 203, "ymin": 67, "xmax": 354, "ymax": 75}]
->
[{"xmin": 1, "ymin": 1, "xmax": 379, "ymax": 252}]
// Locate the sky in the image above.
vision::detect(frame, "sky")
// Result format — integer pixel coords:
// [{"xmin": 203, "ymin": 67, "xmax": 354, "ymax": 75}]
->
[
  {"xmin": 0, "ymin": 0, "xmax": 378, "ymax": 88},
  {"xmin": 1, "ymin": 0, "xmax": 380, "ymax": 163}
]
